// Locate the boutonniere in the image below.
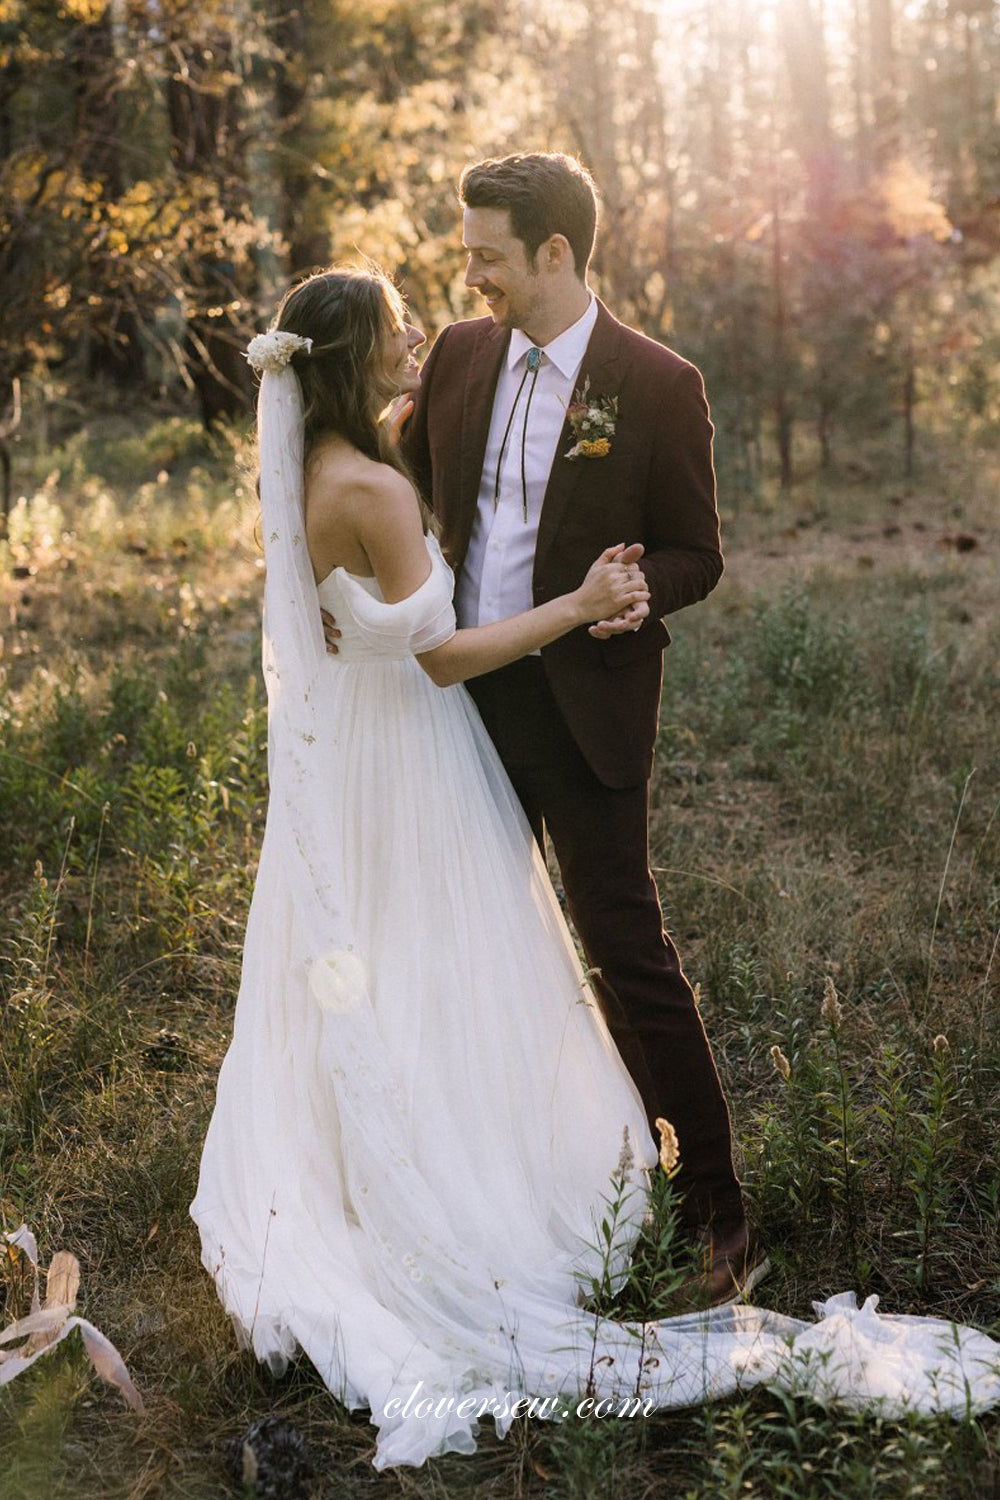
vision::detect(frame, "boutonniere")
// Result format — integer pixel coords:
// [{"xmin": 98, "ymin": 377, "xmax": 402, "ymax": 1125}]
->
[{"xmin": 564, "ymin": 377, "xmax": 618, "ymax": 460}]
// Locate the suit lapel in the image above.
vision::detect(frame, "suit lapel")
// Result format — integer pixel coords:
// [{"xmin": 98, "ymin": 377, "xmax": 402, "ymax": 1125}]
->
[
  {"xmin": 534, "ymin": 299, "xmax": 625, "ymax": 575},
  {"xmin": 452, "ymin": 321, "xmax": 509, "ymax": 570}
]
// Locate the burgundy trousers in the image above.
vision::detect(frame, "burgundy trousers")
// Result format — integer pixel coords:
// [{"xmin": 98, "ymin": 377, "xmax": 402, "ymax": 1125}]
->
[{"xmin": 467, "ymin": 656, "xmax": 744, "ymax": 1238}]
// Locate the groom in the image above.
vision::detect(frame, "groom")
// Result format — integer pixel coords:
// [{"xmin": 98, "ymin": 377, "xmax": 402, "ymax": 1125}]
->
[{"xmin": 352, "ymin": 153, "xmax": 754, "ymax": 1297}]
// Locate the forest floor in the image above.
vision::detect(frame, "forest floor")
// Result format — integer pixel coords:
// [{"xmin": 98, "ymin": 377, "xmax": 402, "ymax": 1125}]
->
[{"xmin": 1, "ymin": 401, "xmax": 998, "ymax": 1499}]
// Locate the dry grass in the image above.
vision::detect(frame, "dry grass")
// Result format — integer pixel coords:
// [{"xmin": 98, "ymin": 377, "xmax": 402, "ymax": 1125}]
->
[{"xmin": 1, "ymin": 399, "xmax": 998, "ymax": 1498}]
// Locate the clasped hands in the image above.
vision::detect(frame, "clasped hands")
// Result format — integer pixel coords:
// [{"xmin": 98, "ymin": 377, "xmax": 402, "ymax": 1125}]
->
[{"xmin": 586, "ymin": 543, "xmax": 649, "ymax": 639}]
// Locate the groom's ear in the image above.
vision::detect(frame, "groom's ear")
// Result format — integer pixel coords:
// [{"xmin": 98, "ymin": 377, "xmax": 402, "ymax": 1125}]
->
[{"xmin": 541, "ymin": 234, "xmax": 575, "ymax": 276}]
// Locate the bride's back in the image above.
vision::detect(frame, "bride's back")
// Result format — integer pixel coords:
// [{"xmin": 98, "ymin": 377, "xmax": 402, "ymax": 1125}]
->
[{"xmin": 305, "ymin": 437, "xmax": 399, "ymax": 582}]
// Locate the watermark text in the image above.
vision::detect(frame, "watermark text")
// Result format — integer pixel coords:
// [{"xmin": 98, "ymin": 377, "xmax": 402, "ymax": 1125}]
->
[{"xmin": 383, "ymin": 1380, "xmax": 654, "ymax": 1423}]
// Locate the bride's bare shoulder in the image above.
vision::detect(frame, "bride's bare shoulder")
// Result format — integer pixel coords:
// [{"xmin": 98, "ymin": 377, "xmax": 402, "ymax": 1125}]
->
[
  {"xmin": 305, "ymin": 439, "xmax": 424, "ymax": 581},
  {"xmin": 306, "ymin": 439, "xmax": 416, "ymax": 523}
]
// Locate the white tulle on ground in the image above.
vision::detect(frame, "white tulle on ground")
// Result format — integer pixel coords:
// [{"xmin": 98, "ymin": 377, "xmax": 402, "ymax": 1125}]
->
[{"xmin": 189, "ymin": 530, "xmax": 1000, "ymax": 1469}]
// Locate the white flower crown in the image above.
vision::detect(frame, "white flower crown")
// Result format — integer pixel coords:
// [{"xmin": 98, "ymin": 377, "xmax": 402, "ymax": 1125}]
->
[{"xmin": 245, "ymin": 330, "xmax": 313, "ymax": 373}]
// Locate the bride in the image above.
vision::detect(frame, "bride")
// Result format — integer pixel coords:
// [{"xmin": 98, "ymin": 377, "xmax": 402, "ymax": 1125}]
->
[{"xmin": 189, "ymin": 266, "xmax": 1000, "ymax": 1471}]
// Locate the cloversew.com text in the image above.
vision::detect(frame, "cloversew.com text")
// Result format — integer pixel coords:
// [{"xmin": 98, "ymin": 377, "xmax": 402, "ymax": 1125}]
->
[{"xmin": 384, "ymin": 1381, "xmax": 655, "ymax": 1422}]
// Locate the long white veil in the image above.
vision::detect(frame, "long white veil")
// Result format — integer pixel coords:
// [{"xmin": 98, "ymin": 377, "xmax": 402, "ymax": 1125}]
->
[{"xmin": 256, "ymin": 362, "xmax": 350, "ymax": 968}]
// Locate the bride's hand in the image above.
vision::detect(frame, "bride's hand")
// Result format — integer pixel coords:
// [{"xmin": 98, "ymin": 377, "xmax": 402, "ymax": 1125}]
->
[
  {"xmin": 386, "ymin": 395, "xmax": 415, "ymax": 446},
  {"xmin": 573, "ymin": 543, "xmax": 649, "ymax": 625}
]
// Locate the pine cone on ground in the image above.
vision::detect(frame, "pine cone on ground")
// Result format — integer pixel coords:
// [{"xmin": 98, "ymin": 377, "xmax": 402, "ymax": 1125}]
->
[
  {"xmin": 225, "ymin": 1416, "xmax": 315, "ymax": 1499},
  {"xmin": 142, "ymin": 1028, "xmax": 187, "ymax": 1071}
]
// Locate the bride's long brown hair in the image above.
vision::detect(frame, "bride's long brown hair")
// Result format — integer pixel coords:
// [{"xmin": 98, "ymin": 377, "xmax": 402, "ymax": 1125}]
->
[{"xmin": 269, "ymin": 263, "xmax": 432, "ymax": 530}]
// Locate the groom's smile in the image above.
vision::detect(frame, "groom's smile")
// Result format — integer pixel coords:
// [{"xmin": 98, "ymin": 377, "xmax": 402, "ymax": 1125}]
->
[{"xmin": 463, "ymin": 205, "xmax": 544, "ymax": 336}]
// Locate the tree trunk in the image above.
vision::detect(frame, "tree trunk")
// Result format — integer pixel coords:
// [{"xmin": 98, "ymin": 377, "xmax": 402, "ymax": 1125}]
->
[
  {"xmin": 273, "ymin": 1, "xmax": 329, "ymax": 275},
  {"xmin": 903, "ymin": 344, "xmax": 916, "ymax": 477},
  {"xmin": 0, "ymin": 379, "xmax": 21, "ymax": 529},
  {"xmin": 851, "ymin": 0, "xmax": 871, "ymax": 184},
  {"xmin": 167, "ymin": 25, "xmax": 255, "ymax": 424},
  {"xmin": 772, "ymin": 176, "xmax": 794, "ymax": 491},
  {"xmin": 780, "ymin": 0, "xmax": 839, "ymax": 220},
  {"xmin": 869, "ymin": 0, "xmax": 899, "ymax": 168},
  {"xmin": 818, "ymin": 394, "xmax": 833, "ymax": 470},
  {"xmin": 70, "ymin": 7, "xmax": 146, "ymax": 384}
]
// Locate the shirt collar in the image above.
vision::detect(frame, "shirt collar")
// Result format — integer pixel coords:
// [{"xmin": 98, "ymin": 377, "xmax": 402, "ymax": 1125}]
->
[{"xmin": 507, "ymin": 292, "xmax": 598, "ymax": 377}]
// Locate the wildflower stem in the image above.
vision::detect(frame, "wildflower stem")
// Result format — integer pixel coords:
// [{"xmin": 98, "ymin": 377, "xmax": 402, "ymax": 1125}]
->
[
  {"xmin": 42, "ymin": 815, "xmax": 75, "ymax": 982},
  {"xmin": 979, "ymin": 923, "xmax": 1000, "ymax": 1056},
  {"xmin": 926, "ymin": 767, "xmax": 975, "ymax": 1012},
  {"xmin": 831, "ymin": 1026, "xmax": 858, "ymax": 1280},
  {"xmin": 84, "ymin": 802, "xmax": 111, "ymax": 978}
]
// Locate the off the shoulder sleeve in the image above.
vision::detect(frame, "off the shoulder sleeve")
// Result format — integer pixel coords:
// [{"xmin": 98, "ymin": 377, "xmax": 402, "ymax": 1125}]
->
[{"xmin": 334, "ymin": 546, "xmax": 457, "ymax": 654}]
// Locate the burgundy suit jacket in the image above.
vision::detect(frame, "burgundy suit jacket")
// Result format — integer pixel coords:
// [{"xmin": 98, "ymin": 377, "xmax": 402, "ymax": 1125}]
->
[{"xmin": 403, "ymin": 299, "xmax": 723, "ymax": 788}]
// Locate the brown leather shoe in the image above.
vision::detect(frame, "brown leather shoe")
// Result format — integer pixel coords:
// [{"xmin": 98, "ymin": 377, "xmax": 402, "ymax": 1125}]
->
[{"xmin": 674, "ymin": 1222, "xmax": 771, "ymax": 1311}]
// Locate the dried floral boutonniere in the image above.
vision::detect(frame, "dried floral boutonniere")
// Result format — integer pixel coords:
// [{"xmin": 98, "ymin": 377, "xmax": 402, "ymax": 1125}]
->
[{"xmin": 564, "ymin": 377, "xmax": 618, "ymax": 460}]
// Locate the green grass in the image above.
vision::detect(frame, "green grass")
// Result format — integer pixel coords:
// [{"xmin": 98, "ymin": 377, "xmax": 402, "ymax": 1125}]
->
[{"xmin": 1, "ymin": 396, "xmax": 998, "ymax": 1497}]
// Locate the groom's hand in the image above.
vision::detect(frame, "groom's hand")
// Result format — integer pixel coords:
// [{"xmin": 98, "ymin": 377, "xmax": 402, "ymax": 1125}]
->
[
  {"xmin": 321, "ymin": 608, "xmax": 341, "ymax": 654},
  {"xmin": 588, "ymin": 542, "xmax": 648, "ymax": 637},
  {"xmin": 588, "ymin": 599, "xmax": 650, "ymax": 637}
]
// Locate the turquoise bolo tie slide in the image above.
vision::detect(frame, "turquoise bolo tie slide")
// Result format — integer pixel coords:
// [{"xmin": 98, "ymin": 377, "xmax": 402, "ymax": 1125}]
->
[{"xmin": 526, "ymin": 347, "xmax": 542, "ymax": 372}]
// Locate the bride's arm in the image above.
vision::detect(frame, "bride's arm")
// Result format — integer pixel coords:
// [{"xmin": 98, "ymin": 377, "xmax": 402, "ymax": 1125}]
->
[
  {"xmin": 416, "ymin": 554, "xmax": 647, "ymax": 688},
  {"xmin": 354, "ymin": 473, "xmax": 649, "ymax": 690}
]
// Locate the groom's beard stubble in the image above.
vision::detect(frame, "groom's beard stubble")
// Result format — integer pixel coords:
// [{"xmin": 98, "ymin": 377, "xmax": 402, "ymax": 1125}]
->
[{"xmin": 478, "ymin": 284, "xmax": 535, "ymax": 333}]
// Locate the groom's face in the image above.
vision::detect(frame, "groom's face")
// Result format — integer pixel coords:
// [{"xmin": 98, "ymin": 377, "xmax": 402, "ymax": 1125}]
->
[{"xmin": 463, "ymin": 207, "xmax": 547, "ymax": 332}]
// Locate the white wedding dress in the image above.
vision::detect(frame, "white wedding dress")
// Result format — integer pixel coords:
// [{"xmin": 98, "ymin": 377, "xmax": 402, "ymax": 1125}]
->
[{"xmin": 190, "ymin": 370, "xmax": 1000, "ymax": 1470}]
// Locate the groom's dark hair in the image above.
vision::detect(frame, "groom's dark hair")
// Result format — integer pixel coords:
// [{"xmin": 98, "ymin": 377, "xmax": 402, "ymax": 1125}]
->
[{"xmin": 459, "ymin": 153, "xmax": 598, "ymax": 279}]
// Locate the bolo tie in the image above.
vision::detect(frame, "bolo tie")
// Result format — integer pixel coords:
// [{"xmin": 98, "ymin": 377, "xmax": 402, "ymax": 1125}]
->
[{"xmin": 493, "ymin": 345, "xmax": 542, "ymax": 522}]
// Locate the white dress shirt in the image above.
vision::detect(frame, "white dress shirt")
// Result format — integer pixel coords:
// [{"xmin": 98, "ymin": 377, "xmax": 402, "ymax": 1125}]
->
[{"xmin": 455, "ymin": 294, "xmax": 599, "ymax": 637}]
